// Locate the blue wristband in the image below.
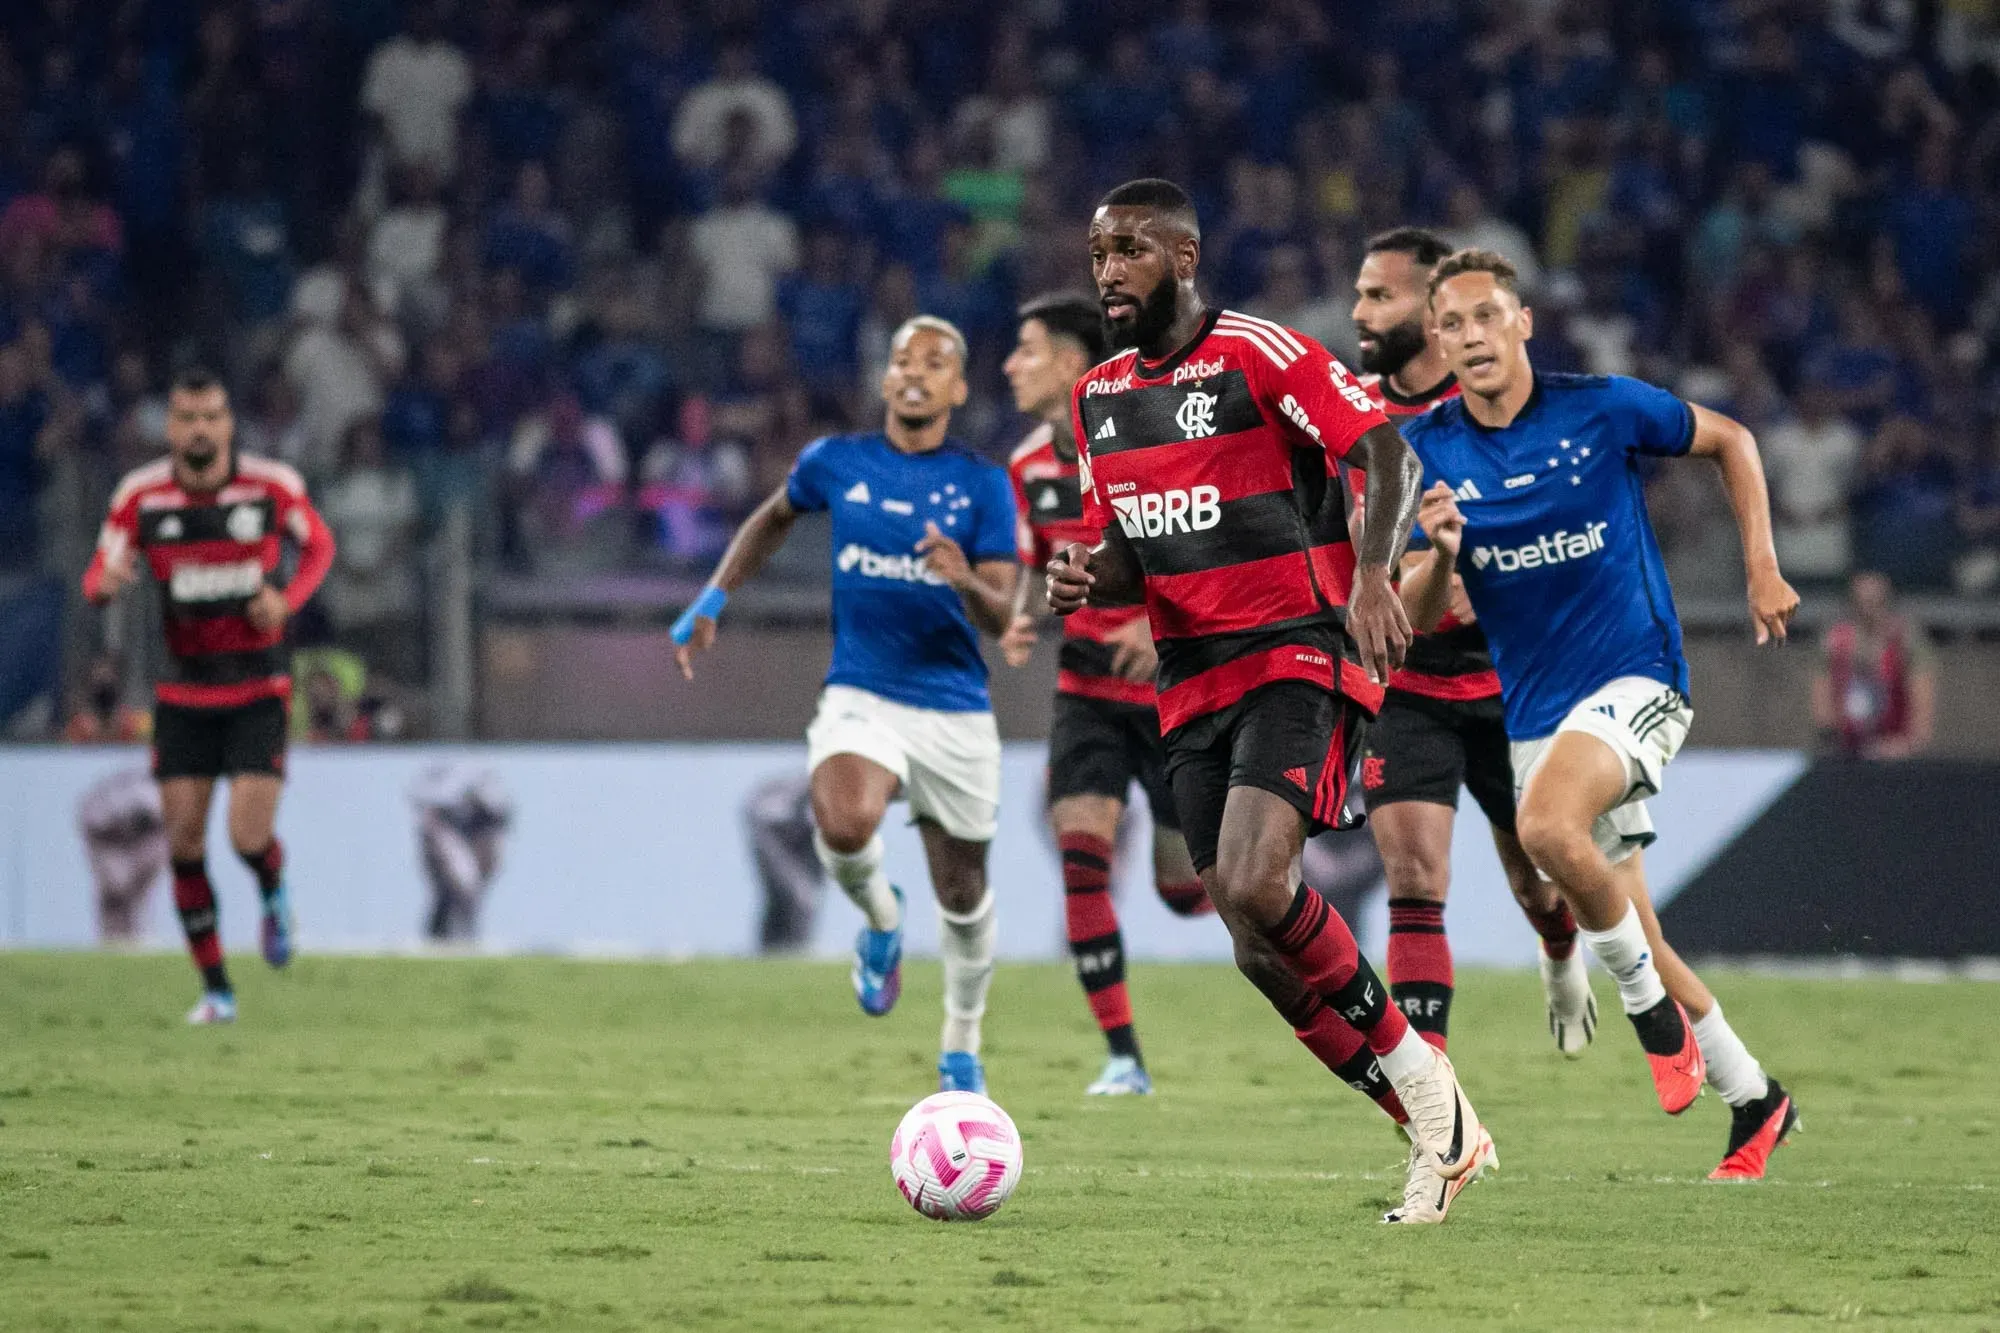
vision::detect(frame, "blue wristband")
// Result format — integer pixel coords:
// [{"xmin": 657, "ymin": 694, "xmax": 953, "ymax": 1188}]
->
[{"xmin": 670, "ymin": 585, "xmax": 728, "ymax": 645}]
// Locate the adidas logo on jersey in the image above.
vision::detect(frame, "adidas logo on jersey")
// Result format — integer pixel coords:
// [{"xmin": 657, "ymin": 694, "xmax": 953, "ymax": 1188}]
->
[
  {"xmin": 836, "ymin": 543, "xmax": 944, "ymax": 585},
  {"xmin": 1469, "ymin": 521, "xmax": 1610, "ymax": 573},
  {"xmin": 1036, "ymin": 488, "xmax": 1061, "ymax": 510},
  {"xmin": 1453, "ymin": 479, "xmax": 1483, "ymax": 502},
  {"xmin": 1094, "ymin": 417, "xmax": 1117, "ymax": 441},
  {"xmin": 844, "ymin": 481, "xmax": 871, "ymax": 504}
]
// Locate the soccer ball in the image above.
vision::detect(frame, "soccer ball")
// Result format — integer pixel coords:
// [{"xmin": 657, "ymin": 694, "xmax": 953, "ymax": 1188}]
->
[{"xmin": 889, "ymin": 1091, "xmax": 1023, "ymax": 1221}]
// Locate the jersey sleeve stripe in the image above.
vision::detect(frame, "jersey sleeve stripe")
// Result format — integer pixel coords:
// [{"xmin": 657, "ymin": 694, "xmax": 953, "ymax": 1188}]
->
[
  {"xmin": 1213, "ymin": 318, "xmax": 1299, "ymax": 370},
  {"xmin": 1222, "ymin": 310, "xmax": 1309, "ymax": 359},
  {"xmin": 108, "ymin": 459, "xmax": 174, "ymax": 512},
  {"xmin": 237, "ymin": 454, "xmax": 308, "ymax": 497}
]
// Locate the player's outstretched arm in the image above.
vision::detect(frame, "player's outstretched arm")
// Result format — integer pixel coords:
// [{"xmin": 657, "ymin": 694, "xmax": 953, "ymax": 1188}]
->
[
  {"xmin": 673, "ymin": 485, "xmax": 799, "ymax": 679},
  {"xmin": 1687, "ymin": 403, "xmax": 1799, "ymax": 645},
  {"xmin": 1399, "ymin": 482, "xmax": 1464, "ymax": 634},
  {"xmin": 1347, "ymin": 422, "xmax": 1422, "ymax": 682}
]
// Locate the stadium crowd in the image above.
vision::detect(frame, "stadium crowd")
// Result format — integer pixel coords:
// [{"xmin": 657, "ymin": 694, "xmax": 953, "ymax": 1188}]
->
[{"xmin": 5, "ymin": 0, "xmax": 2000, "ymax": 727}]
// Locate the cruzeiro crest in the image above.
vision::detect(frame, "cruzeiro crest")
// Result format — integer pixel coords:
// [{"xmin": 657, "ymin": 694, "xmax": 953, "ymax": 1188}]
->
[{"xmin": 1176, "ymin": 390, "xmax": 1218, "ymax": 439}]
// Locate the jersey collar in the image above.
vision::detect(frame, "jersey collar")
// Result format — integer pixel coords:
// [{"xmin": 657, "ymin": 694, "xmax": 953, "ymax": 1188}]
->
[
  {"xmin": 1460, "ymin": 372, "xmax": 1545, "ymax": 433},
  {"xmin": 1134, "ymin": 308, "xmax": 1223, "ymax": 383},
  {"xmin": 1382, "ymin": 371, "xmax": 1456, "ymax": 410}
]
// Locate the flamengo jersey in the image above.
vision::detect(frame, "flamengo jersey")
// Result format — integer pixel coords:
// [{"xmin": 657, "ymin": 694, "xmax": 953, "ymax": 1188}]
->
[
  {"xmin": 1008, "ymin": 423, "xmax": 1155, "ymax": 709},
  {"xmin": 786, "ymin": 431, "xmax": 1018, "ymax": 713},
  {"xmin": 1351, "ymin": 372, "xmax": 1502, "ymax": 703},
  {"xmin": 83, "ymin": 455, "xmax": 335, "ymax": 708},
  {"xmin": 1072, "ymin": 308, "xmax": 1390, "ymax": 733},
  {"xmin": 1398, "ymin": 372, "xmax": 1695, "ymax": 738}
]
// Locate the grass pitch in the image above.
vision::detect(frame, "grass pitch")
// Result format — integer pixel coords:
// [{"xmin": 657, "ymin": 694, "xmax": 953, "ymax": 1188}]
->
[{"xmin": 1, "ymin": 955, "xmax": 1996, "ymax": 1332}]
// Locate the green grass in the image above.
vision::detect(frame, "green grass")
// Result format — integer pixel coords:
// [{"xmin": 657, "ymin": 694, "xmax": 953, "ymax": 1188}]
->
[{"xmin": 0, "ymin": 955, "xmax": 1996, "ymax": 1332}]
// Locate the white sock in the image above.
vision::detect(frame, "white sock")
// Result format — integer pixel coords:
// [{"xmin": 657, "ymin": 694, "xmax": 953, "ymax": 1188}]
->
[
  {"xmin": 813, "ymin": 832, "xmax": 900, "ymax": 932},
  {"xmin": 938, "ymin": 890, "xmax": 996, "ymax": 1055},
  {"xmin": 1374, "ymin": 1025, "xmax": 1438, "ymax": 1086},
  {"xmin": 1578, "ymin": 904, "xmax": 1668, "ymax": 1016},
  {"xmin": 1691, "ymin": 1003, "xmax": 1770, "ymax": 1106}
]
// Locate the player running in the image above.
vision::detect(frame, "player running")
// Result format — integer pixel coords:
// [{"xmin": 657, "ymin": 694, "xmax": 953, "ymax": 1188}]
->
[
  {"xmin": 1349, "ymin": 228, "xmax": 1594, "ymax": 1054},
  {"xmin": 674, "ymin": 317, "xmax": 1019, "ymax": 1095},
  {"xmin": 999, "ymin": 291, "xmax": 1210, "ymax": 1098},
  {"xmin": 82, "ymin": 368, "xmax": 334, "ymax": 1024},
  {"xmin": 1401, "ymin": 249, "xmax": 1801, "ymax": 1180},
  {"xmin": 1047, "ymin": 180, "xmax": 1491, "ymax": 1221}
]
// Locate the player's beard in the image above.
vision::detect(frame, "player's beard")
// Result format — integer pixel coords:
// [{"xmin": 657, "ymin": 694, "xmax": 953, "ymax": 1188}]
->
[
  {"xmin": 1357, "ymin": 317, "xmax": 1428, "ymax": 378},
  {"xmin": 179, "ymin": 439, "xmax": 222, "ymax": 476},
  {"xmin": 1105, "ymin": 280, "xmax": 1179, "ymax": 353}
]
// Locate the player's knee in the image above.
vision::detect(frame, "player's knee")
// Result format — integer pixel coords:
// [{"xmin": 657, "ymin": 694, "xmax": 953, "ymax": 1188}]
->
[
  {"xmin": 1378, "ymin": 845, "xmax": 1449, "ymax": 902},
  {"xmin": 811, "ymin": 799, "xmax": 881, "ymax": 855},
  {"xmin": 1211, "ymin": 829, "xmax": 1291, "ymax": 920},
  {"xmin": 1515, "ymin": 805, "xmax": 1587, "ymax": 880}
]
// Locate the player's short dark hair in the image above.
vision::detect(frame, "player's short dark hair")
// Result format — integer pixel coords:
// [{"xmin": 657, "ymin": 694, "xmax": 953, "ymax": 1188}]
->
[
  {"xmin": 1097, "ymin": 178, "xmax": 1201, "ymax": 239},
  {"xmin": 1017, "ymin": 292, "xmax": 1107, "ymax": 364},
  {"xmin": 169, "ymin": 366, "xmax": 227, "ymax": 398},
  {"xmin": 1428, "ymin": 249, "xmax": 1521, "ymax": 304},
  {"xmin": 1365, "ymin": 226, "xmax": 1454, "ymax": 269}
]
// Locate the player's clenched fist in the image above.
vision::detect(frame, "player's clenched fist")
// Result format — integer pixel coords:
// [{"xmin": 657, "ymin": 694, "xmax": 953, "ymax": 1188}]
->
[
  {"xmin": 1416, "ymin": 481, "xmax": 1465, "ymax": 559},
  {"xmin": 1045, "ymin": 542, "xmax": 1095, "ymax": 615}
]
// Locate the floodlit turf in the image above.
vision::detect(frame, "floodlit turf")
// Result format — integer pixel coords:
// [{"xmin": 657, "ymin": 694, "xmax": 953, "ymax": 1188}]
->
[{"xmin": 1, "ymin": 955, "xmax": 1996, "ymax": 1332}]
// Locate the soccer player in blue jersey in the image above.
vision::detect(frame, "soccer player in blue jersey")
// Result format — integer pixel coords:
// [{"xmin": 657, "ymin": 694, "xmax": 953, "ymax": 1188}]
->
[
  {"xmin": 1398, "ymin": 249, "xmax": 1802, "ymax": 1180},
  {"xmin": 673, "ymin": 317, "xmax": 1021, "ymax": 1094}
]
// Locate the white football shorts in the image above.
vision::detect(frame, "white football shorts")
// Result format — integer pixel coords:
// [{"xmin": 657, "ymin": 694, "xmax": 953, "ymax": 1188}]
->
[
  {"xmin": 1510, "ymin": 675, "xmax": 1693, "ymax": 867},
  {"xmin": 805, "ymin": 684, "xmax": 1001, "ymax": 843}
]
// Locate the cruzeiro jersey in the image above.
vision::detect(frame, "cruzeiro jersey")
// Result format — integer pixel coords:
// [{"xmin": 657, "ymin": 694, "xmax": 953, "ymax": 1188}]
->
[
  {"xmin": 1397, "ymin": 373, "xmax": 1695, "ymax": 739},
  {"xmin": 787, "ymin": 431, "xmax": 1018, "ymax": 713}
]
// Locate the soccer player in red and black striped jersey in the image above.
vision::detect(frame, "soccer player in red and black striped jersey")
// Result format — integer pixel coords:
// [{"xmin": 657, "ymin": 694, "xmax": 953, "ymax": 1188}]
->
[
  {"xmin": 1348, "ymin": 228, "xmax": 1596, "ymax": 1061},
  {"xmin": 82, "ymin": 368, "xmax": 334, "ymax": 1025},
  {"xmin": 1000, "ymin": 292, "xmax": 1210, "ymax": 1097},
  {"xmin": 1048, "ymin": 179, "xmax": 1491, "ymax": 1216}
]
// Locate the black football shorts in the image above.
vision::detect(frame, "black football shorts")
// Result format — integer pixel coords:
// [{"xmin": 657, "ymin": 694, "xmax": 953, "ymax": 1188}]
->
[
  {"xmin": 1361, "ymin": 688, "xmax": 1516, "ymax": 833},
  {"xmin": 152, "ymin": 698, "xmax": 289, "ymax": 780},
  {"xmin": 1046, "ymin": 692, "xmax": 1181, "ymax": 829},
  {"xmin": 1164, "ymin": 681, "xmax": 1368, "ymax": 874}
]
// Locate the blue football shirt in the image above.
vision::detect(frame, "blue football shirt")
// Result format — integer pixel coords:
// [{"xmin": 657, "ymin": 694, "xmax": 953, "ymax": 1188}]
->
[
  {"xmin": 1398, "ymin": 373, "xmax": 1695, "ymax": 738},
  {"xmin": 786, "ymin": 432, "xmax": 1018, "ymax": 713}
]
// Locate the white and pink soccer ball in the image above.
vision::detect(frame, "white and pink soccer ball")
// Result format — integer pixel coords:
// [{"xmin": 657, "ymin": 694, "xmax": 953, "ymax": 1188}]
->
[{"xmin": 889, "ymin": 1091, "xmax": 1023, "ymax": 1221}]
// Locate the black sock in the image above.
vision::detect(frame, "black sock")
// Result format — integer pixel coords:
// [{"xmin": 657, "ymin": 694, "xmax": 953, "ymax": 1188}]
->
[
  {"xmin": 1629, "ymin": 994, "xmax": 1688, "ymax": 1056},
  {"xmin": 238, "ymin": 840, "xmax": 284, "ymax": 908},
  {"xmin": 1105, "ymin": 1024, "xmax": 1142, "ymax": 1062},
  {"xmin": 172, "ymin": 858, "xmax": 231, "ymax": 994}
]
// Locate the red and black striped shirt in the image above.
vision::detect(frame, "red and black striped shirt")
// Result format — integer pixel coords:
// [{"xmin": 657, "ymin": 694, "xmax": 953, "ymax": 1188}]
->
[
  {"xmin": 1350, "ymin": 372, "xmax": 1502, "ymax": 703},
  {"xmin": 83, "ymin": 454, "xmax": 335, "ymax": 709},
  {"xmin": 1008, "ymin": 423, "xmax": 1156, "ymax": 709},
  {"xmin": 1072, "ymin": 309, "xmax": 1389, "ymax": 734}
]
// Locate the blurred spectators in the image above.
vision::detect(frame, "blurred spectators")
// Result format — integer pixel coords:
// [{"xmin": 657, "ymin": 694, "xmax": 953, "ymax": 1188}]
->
[
  {"xmin": 1814, "ymin": 571, "xmax": 1937, "ymax": 759},
  {"xmin": 61, "ymin": 652, "xmax": 148, "ymax": 744},
  {"xmin": 5, "ymin": 0, "xmax": 2000, "ymax": 714},
  {"xmin": 320, "ymin": 416, "xmax": 423, "ymax": 683}
]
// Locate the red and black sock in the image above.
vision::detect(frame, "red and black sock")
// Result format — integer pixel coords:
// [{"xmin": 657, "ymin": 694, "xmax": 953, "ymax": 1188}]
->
[
  {"xmin": 1524, "ymin": 897, "xmax": 1579, "ymax": 961},
  {"xmin": 1060, "ymin": 833, "xmax": 1140, "ymax": 1062},
  {"xmin": 1265, "ymin": 883, "xmax": 1413, "ymax": 1057},
  {"xmin": 239, "ymin": 840, "xmax": 284, "ymax": 909},
  {"xmin": 171, "ymin": 859, "xmax": 230, "ymax": 994},
  {"xmin": 1155, "ymin": 877, "xmax": 1214, "ymax": 917},
  {"xmin": 1387, "ymin": 897, "xmax": 1453, "ymax": 1051},
  {"xmin": 1282, "ymin": 992, "xmax": 1410, "ymax": 1124}
]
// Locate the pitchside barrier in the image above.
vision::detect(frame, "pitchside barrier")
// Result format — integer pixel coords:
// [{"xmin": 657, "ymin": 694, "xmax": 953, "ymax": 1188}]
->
[{"xmin": 0, "ymin": 745, "xmax": 1818, "ymax": 965}]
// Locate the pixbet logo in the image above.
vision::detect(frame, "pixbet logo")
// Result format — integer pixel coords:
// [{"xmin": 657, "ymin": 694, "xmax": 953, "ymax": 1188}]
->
[
  {"xmin": 836, "ymin": 543, "xmax": 944, "ymax": 584},
  {"xmin": 1172, "ymin": 357, "xmax": 1225, "ymax": 385},
  {"xmin": 1469, "ymin": 521, "xmax": 1610, "ymax": 572},
  {"xmin": 1111, "ymin": 485, "xmax": 1221, "ymax": 538}
]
